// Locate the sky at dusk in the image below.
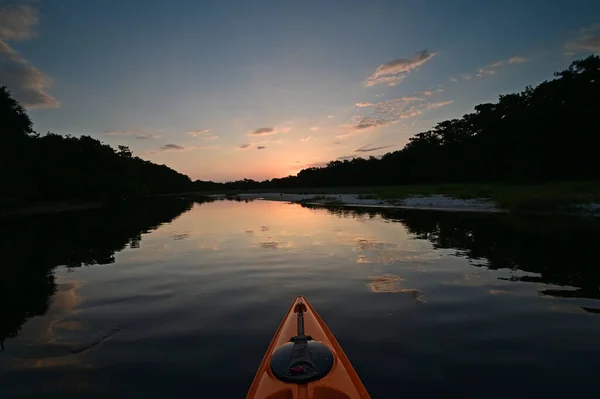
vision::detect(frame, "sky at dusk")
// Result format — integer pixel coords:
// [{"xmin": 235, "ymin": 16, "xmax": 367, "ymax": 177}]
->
[{"xmin": 2, "ymin": 0, "xmax": 600, "ymax": 181}]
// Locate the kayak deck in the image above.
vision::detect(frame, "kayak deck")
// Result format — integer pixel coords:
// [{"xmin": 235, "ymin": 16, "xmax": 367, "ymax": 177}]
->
[{"xmin": 246, "ymin": 296, "xmax": 371, "ymax": 399}]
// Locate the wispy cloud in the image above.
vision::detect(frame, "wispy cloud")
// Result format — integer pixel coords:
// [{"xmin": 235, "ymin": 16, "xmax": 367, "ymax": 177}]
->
[
  {"xmin": 188, "ymin": 129, "xmax": 211, "ymax": 136},
  {"xmin": 337, "ymin": 116, "xmax": 393, "ymax": 138},
  {"xmin": 352, "ymin": 117, "xmax": 392, "ymax": 130},
  {"xmin": 145, "ymin": 143, "xmax": 216, "ymax": 155},
  {"xmin": 0, "ymin": 4, "xmax": 37, "ymax": 40},
  {"xmin": 354, "ymin": 144, "xmax": 394, "ymax": 153},
  {"xmin": 288, "ymin": 161, "xmax": 327, "ymax": 170},
  {"xmin": 250, "ymin": 127, "xmax": 274, "ymax": 136},
  {"xmin": 238, "ymin": 143, "xmax": 252, "ymax": 149},
  {"xmin": 580, "ymin": 23, "xmax": 600, "ymax": 33},
  {"xmin": 476, "ymin": 68, "xmax": 497, "ymax": 77},
  {"xmin": 188, "ymin": 128, "xmax": 218, "ymax": 140},
  {"xmin": 488, "ymin": 60, "xmax": 505, "ymax": 68},
  {"xmin": 366, "ymin": 97, "xmax": 452, "ymax": 120},
  {"xmin": 300, "ymin": 136, "xmax": 311, "ymax": 142},
  {"xmin": 425, "ymin": 100, "xmax": 454, "ymax": 109},
  {"xmin": 0, "ymin": 4, "xmax": 58, "ymax": 109},
  {"xmin": 473, "ymin": 55, "xmax": 529, "ymax": 78},
  {"xmin": 338, "ymin": 96, "xmax": 454, "ymax": 139},
  {"xmin": 104, "ymin": 130, "xmax": 161, "ymax": 140},
  {"xmin": 354, "ymin": 94, "xmax": 427, "ymax": 112},
  {"xmin": 365, "ymin": 49, "xmax": 436, "ymax": 87},
  {"xmin": 257, "ymin": 146, "xmax": 266, "ymax": 150},
  {"xmin": 248, "ymin": 125, "xmax": 291, "ymax": 136},
  {"xmin": 309, "ymin": 126, "xmax": 320, "ymax": 131},
  {"xmin": 566, "ymin": 23, "xmax": 600, "ymax": 53},
  {"xmin": 508, "ymin": 56, "xmax": 528, "ymax": 64},
  {"xmin": 160, "ymin": 144, "xmax": 186, "ymax": 151}
]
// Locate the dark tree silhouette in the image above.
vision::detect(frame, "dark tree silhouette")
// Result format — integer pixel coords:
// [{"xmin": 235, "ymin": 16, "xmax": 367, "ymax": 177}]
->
[{"xmin": 0, "ymin": 87, "xmax": 192, "ymax": 205}]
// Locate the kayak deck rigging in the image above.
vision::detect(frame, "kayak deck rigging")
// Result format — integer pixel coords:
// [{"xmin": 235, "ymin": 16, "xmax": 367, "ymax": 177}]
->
[{"xmin": 246, "ymin": 296, "xmax": 371, "ymax": 399}]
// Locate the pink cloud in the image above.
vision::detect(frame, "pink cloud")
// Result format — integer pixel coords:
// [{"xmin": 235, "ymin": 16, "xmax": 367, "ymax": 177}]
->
[
  {"xmin": 0, "ymin": 5, "xmax": 58, "ymax": 109},
  {"xmin": 365, "ymin": 49, "xmax": 436, "ymax": 87},
  {"xmin": 104, "ymin": 130, "xmax": 161, "ymax": 140},
  {"xmin": 188, "ymin": 128, "xmax": 212, "ymax": 137}
]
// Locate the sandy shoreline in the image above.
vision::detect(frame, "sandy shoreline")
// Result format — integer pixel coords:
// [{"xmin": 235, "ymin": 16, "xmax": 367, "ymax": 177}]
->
[{"xmin": 237, "ymin": 193, "xmax": 506, "ymax": 213}]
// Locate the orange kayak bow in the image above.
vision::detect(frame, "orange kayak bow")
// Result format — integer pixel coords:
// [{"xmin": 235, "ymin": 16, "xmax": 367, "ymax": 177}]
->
[{"xmin": 246, "ymin": 296, "xmax": 371, "ymax": 399}]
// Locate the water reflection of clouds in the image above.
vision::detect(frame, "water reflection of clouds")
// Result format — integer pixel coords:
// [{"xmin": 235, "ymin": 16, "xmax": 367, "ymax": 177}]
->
[
  {"xmin": 354, "ymin": 237, "xmax": 386, "ymax": 251},
  {"xmin": 12, "ymin": 276, "xmax": 124, "ymax": 375},
  {"xmin": 537, "ymin": 287, "xmax": 600, "ymax": 315},
  {"xmin": 449, "ymin": 273, "xmax": 597, "ymax": 316},
  {"xmin": 122, "ymin": 243, "xmax": 172, "ymax": 261},
  {"xmin": 258, "ymin": 241, "xmax": 292, "ymax": 249},
  {"xmin": 199, "ymin": 241, "xmax": 220, "ymax": 251},
  {"xmin": 367, "ymin": 274, "xmax": 425, "ymax": 303},
  {"xmin": 344, "ymin": 235, "xmax": 439, "ymax": 265},
  {"xmin": 10, "ymin": 279, "xmax": 93, "ymax": 369},
  {"xmin": 489, "ymin": 289, "xmax": 519, "ymax": 296},
  {"xmin": 547, "ymin": 302, "xmax": 590, "ymax": 315},
  {"xmin": 356, "ymin": 251, "xmax": 437, "ymax": 265}
]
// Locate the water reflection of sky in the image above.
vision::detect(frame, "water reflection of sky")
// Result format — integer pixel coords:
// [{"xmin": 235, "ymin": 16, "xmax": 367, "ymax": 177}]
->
[
  {"xmin": 3, "ymin": 199, "xmax": 600, "ymax": 397},
  {"xmin": 99, "ymin": 200, "xmax": 600, "ymax": 315}
]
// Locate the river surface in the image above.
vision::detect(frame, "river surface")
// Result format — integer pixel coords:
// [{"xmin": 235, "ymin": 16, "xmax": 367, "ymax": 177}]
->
[{"xmin": 2, "ymin": 198, "xmax": 600, "ymax": 398}]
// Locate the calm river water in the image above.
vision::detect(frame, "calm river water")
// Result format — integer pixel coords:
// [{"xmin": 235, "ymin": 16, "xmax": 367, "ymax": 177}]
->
[{"xmin": 2, "ymin": 198, "xmax": 600, "ymax": 398}]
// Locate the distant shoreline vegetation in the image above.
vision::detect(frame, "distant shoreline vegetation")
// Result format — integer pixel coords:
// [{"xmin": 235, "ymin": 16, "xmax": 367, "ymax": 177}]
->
[{"xmin": 1, "ymin": 56, "xmax": 599, "ymax": 211}]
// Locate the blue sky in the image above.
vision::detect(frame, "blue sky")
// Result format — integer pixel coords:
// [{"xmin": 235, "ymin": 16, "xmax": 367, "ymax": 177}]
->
[{"xmin": 2, "ymin": 0, "xmax": 599, "ymax": 181}]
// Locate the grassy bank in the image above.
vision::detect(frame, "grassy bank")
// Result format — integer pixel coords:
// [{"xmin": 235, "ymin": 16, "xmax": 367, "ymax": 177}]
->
[{"xmin": 365, "ymin": 181, "xmax": 600, "ymax": 212}]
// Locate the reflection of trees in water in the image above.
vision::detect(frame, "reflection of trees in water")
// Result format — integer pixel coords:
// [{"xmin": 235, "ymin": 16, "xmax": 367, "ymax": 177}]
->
[
  {"xmin": 303, "ymin": 204, "xmax": 600, "ymax": 303},
  {"xmin": 0, "ymin": 198, "xmax": 194, "ymax": 344}
]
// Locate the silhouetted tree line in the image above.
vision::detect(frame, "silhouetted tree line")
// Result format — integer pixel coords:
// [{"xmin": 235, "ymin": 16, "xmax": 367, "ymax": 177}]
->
[
  {"xmin": 0, "ymin": 198, "xmax": 193, "ymax": 343},
  {"xmin": 305, "ymin": 203, "xmax": 600, "ymax": 307},
  {"xmin": 0, "ymin": 87, "xmax": 192, "ymax": 204},
  {"xmin": 193, "ymin": 56, "xmax": 600, "ymax": 191}
]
